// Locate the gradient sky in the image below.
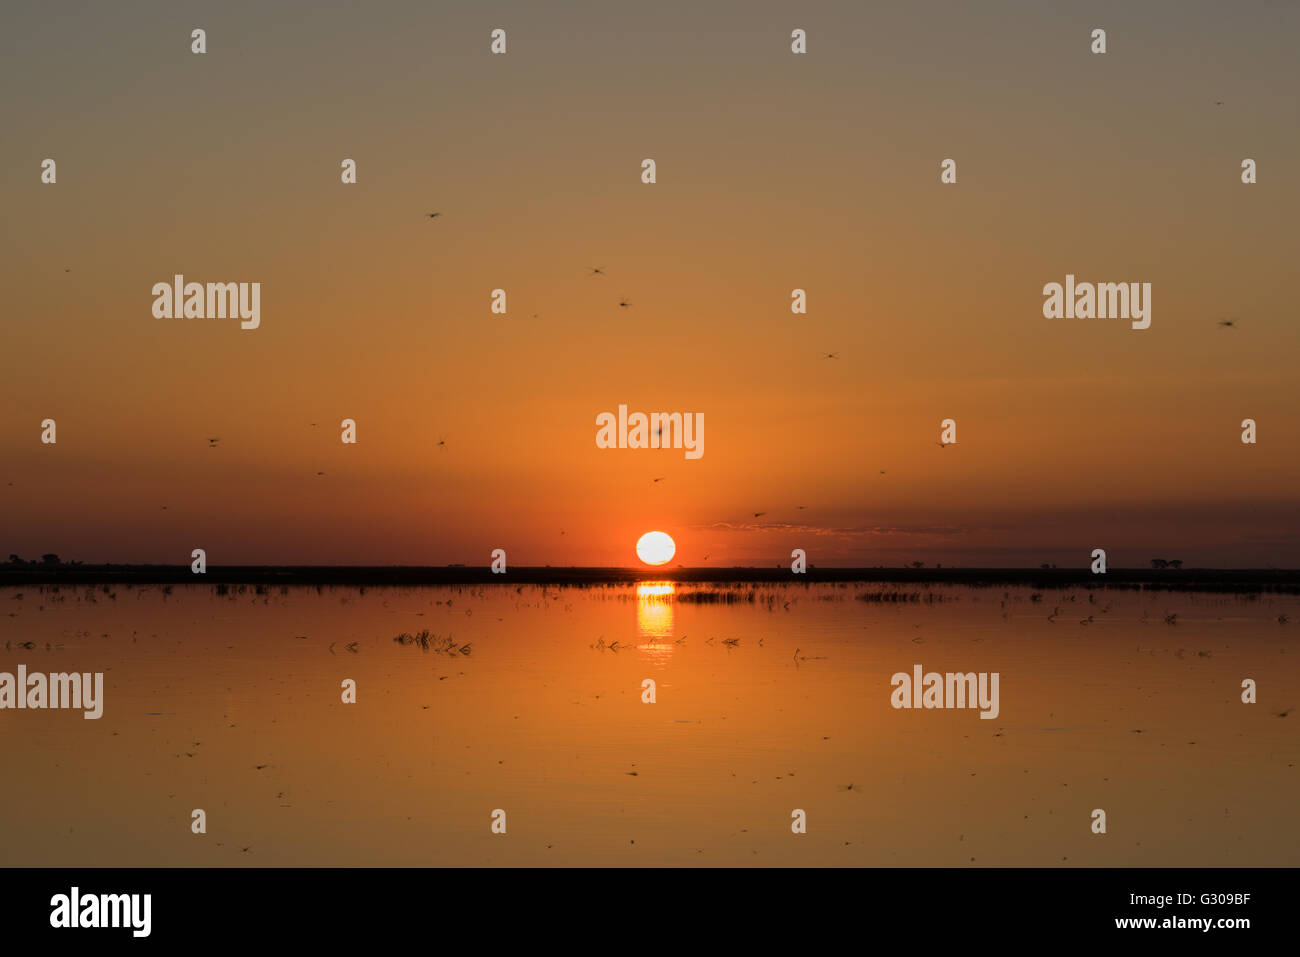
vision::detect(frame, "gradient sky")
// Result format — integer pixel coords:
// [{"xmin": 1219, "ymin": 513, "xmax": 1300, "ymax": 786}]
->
[{"xmin": 2, "ymin": 0, "xmax": 1298, "ymax": 566}]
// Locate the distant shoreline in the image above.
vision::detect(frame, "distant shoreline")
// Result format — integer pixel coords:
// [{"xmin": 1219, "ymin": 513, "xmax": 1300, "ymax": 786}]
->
[{"xmin": 2, "ymin": 565, "xmax": 1298, "ymax": 592}]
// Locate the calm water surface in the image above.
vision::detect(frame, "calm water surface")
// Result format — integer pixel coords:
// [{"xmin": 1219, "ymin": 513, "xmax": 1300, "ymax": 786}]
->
[{"xmin": 1, "ymin": 582, "xmax": 1295, "ymax": 866}]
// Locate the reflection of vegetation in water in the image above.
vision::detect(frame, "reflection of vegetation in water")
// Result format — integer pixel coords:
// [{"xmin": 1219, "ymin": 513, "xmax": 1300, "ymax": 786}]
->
[
  {"xmin": 854, "ymin": 590, "xmax": 945, "ymax": 604},
  {"xmin": 668, "ymin": 585, "xmax": 948, "ymax": 607},
  {"xmin": 392, "ymin": 630, "xmax": 472, "ymax": 655},
  {"xmin": 675, "ymin": 589, "xmax": 756, "ymax": 604},
  {"xmin": 4, "ymin": 580, "xmax": 1298, "ymax": 628}
]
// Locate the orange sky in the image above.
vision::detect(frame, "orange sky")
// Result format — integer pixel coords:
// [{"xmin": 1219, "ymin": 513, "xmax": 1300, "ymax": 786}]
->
[{"xmin": 2, "ymin": 1, "xmax": 1298, "ymax": 566}]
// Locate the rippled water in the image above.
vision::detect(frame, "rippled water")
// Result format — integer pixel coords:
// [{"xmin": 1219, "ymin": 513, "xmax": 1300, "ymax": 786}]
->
[{"xmin": 1, "ymin": 581, "xmax": 1295, "ymax": 866}]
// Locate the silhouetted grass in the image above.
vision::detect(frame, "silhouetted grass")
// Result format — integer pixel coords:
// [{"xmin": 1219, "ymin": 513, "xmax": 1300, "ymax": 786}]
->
[{"xmin": 4, "ymin": 564, "xmax": 1300, "ymax": 594}]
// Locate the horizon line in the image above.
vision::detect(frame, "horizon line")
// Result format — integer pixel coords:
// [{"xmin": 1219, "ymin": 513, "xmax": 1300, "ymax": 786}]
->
[{"xmin": 3, "ymin": 563, "xmax": 1298, "ymax": 591}]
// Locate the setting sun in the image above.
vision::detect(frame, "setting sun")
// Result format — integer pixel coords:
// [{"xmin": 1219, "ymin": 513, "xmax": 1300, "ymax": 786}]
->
[{"xmin": 635, "ymin": 531, "xmax": 676, "ymax": 565}]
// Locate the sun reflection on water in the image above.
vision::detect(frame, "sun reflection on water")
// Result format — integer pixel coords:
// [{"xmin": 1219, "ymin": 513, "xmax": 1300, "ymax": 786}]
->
[{"xmin": 635, "ymin": 581, "xmax": 675, "ymax": 642}]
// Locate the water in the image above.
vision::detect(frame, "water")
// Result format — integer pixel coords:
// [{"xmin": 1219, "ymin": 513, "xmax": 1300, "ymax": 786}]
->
[{"xmin": 1, "ymin": 581, "xmax": 1295, "ymax": 866}]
